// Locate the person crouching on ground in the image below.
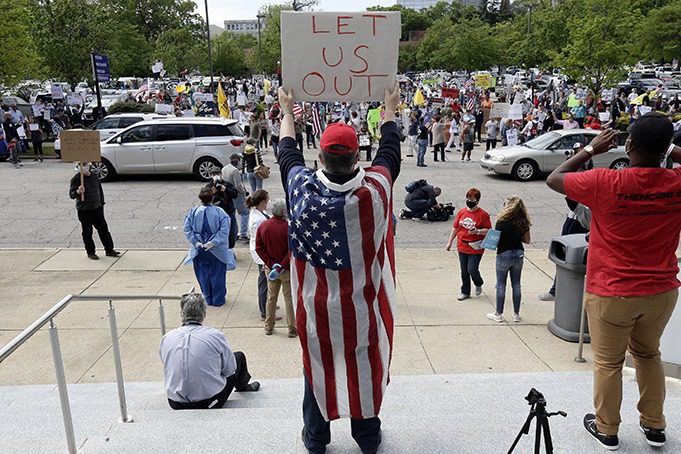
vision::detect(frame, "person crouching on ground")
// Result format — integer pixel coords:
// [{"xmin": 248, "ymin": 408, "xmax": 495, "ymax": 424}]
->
[
  {"xmin": 403, "ymin": 183, "xmax": 441, "ymax": 220},
  {"xmin": 255, "ymin": 198, "xmax": 296, "ymax": 338},
  {"xmin": 183, "ymin": 188, "xmax": 236, "ymax": 307},
  {"xmin": 445, "ymin": 187, "xmax": 491, "ymax": 301},
  {"xmin": 160, "ymin": 293, "xmax": 260, "ymax": 410}
]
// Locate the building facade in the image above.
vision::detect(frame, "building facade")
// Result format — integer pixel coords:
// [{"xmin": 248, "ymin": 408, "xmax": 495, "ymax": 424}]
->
[{"xmin": 223, "ymin": 19, "xmax": 265, "ymax": 37}]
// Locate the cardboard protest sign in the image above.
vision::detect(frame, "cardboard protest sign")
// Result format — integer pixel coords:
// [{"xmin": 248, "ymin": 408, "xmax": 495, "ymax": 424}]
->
[
  {"xmin": 599, "ymin": 112, "xmax": 611, "ymax": 122},
  {"xmin": 154, "ymin": 103, "xmax": 173, "ymax": 114},
  {"xmin": 638, "ymin": 106, "xmax": 653, "ymax": 115},
  {"xmin": 506, "ymin": 129, "xmax": 518, "ymax": 146},
  {"xmin": 441, "ymin": 87, "xmax": 460, "ymax": 100},
  {"xmin": 474, "ymin": 74, "xmax": 495, "ymax": 89},
  {"xmin": 32, "ymin": 105, "xmax": 42, "ymax": 117},
  {"xmin": 490, "ymin": 103, "xmax": 509, "ymax": 118},
  {"xmin": 67, "ymin": 95, "xmax": 83, "ymax": 106},
  {"xmin": 60, "ymin": 130, "xmax": 101, "ymax": 162},
  {"xmin": 29, "ymin": 123, "xmax": 39, "ymax": 131},
  {"xmin": 281, "ymin": 11, "xmax": 401, "ymax": 101},
  {"xmin": 51, "ymin": 84, "xmax": 64, "ymax": 99},
  {"xmin": 508, "ymin": 104, "xmax": 523, "ymax": 120}
]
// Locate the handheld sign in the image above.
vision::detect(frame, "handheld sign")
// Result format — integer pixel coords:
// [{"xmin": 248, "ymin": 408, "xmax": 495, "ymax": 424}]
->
[
  {"xmin": 281, "ymin": 11, "xmax": 401, "ymax": 102},
  {"xmin": 60, "ymin": 130, "xmax": 102, "ymax": 202},
  {"xmin": 490, "ymin": 102, "xmax": 509, "ymax": 119},
  {"xmin": 60, "ymin": 130, "xmax": 101, "ymax": 163},
  {"xmin": 508, "ymin": 104, "xmax": 523, "ymax": 121}
]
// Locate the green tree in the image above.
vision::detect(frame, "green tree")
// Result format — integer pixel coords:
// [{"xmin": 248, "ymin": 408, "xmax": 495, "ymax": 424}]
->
[
  {"xmin": 399, "ymin": 44, "xmax": 422, "ymax": 72},
  {"xmin": 638, "ymin": 0, "xmax": 681, "ymax": 62},
  {"xmin": 152, "ymin": 28, "xmax": 207, "ymax": 75},
  {"xmin": 550, "ymin": 0, "xmax": 642, "ymax": 92},
  {"xmin": 0, "ymin": 0, "xmax": 42, "ymax": 85},
  {"xmin": 213, "ymin": 33, "xmax": 249, "ymax": 77}
]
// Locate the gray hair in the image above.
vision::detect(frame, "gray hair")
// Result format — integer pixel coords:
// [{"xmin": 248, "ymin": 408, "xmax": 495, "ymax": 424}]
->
[
  {"xmin": 180, "ymin": 293, "xmax": 206, "ymax": 324},
  {"xmin": 270, "ymin": 198, "xmax": 287, "ymax": 218}
]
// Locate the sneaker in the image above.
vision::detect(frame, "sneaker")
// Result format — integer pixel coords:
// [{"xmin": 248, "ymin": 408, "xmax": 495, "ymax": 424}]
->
[
  {"xmin": 260, "ymin": 315, "xmax": 266, "ymax": 322},
  {"xmin": 640, "ymin": 422, "xmax": 665, "ymax": 447},
  {"xmin": 583, "ymin": 414, "xmax": 619, "ymax": 451},
  {"xmin": 538, "ymin": 292, "xmax": 555, "ymax": 301},
  {"xmin": 475, "ymin": 286, "xmax": 483, "ymax": 296},
  {"xmin": 457, "ymin": 294, "xmax": 470, "ymax": 301},
  {"xmin": 288, "ymin": 329, "xmax": 298, "ymax": 338},
  {"xmin": 264, "ymin": 328, "xmax": 273, "ymax": 335},
  {"xmin": 87, "ymin": 253, "xmax": 99, "ymax": 260},
  {"xmin": 512, "ymin": 313, "xmax": 522, "ymax": 323},
  {"xmin": 486, "ymin": 312, "xmax": 503, "ymax": 322}
]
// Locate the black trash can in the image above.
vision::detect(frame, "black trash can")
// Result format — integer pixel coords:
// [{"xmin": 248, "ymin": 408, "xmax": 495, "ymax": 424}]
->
[{"xmin": 547, "ymin": 234, "xmax": 589, "ymax": 343}]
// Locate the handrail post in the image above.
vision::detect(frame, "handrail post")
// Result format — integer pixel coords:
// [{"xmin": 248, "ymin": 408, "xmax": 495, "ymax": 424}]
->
[
  {"xmin": 49, "ymin": 320, "xmax": 78, "ymax": 454},
  {"xmin": 158, "ymin": 299, "xmax": 166, "ymax": 337},
  {"xmin": 107, "ymin": 301, "xmax": 133, "ymax": 422}
]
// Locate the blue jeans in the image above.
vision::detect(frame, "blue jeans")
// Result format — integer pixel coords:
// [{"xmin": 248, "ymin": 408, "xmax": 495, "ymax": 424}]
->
[
  {"xmin": 458, "ymin": 252, "xmax": 483, "ymax": 296},
  {"xmin": 246, "ymin": 171, "xmax": 263, "ymax": 193},
  {"xmin": 234, "ymin": 193, "xmax": 249, "ymax": 238},
  {"xmin": 417, "ymin": 138, "xmax": 427, "ymax": 166},
  {"xmin": 496, "ymin": 250, "xmax": 524, "ymax": 315}
]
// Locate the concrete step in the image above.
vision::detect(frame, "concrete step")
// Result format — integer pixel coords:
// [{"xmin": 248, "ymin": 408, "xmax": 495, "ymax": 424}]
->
[{"xmin": 2, "ymin": 372, "xmax": 680, "ymax": 453}]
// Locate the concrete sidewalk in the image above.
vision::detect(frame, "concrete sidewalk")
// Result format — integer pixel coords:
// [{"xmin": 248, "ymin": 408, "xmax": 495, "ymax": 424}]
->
[{"xmin": 0, "ymin": 247, "xmax": 591, "ymax": 386}]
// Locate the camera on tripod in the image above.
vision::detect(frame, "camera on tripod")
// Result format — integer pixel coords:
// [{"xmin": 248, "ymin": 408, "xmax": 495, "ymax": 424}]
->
[{"xmin": 525, "ymin": 388, "xmax": 546, "ymax": 407}]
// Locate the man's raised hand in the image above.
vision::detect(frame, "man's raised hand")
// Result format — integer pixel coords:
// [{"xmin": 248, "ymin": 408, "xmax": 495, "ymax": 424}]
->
[
  {"xmin": 383, "ymin": 82, "xmax": 400, "ymax": 122},
  {"xmin": 277, "ymin": 87, "xmax": 295, "ymax": 114}
]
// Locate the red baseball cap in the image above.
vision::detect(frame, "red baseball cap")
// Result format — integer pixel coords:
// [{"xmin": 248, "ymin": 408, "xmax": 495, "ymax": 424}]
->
[{"xmin": 320, "ymin": 122, "xmax": 359, "ymax": 154}]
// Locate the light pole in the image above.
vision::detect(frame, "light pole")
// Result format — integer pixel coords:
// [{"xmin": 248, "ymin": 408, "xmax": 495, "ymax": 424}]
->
[
  {"xmin": 204, "ymin": 0, "xmax": 215, "ymax": 94},
  {"xmin": 257, "ymin": 14, "xmax": 265, "ymax": 75}
]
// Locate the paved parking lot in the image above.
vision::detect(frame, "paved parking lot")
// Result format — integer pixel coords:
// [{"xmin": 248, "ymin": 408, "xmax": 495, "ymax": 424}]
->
[{"xmin": 0, "ymin": 142, "xmax": 569, "ymax": 250}]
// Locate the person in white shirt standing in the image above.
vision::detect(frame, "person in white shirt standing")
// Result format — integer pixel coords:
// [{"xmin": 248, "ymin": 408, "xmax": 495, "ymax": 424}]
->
[{"xmin": 160, "ymin": 293, "xmax": 260, "ymax": 410}]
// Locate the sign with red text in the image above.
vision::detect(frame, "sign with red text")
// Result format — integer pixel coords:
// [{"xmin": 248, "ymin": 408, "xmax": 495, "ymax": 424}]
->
[{"xmin": 281, "ymin": 11, "xmax": 400, "ymax": 102}]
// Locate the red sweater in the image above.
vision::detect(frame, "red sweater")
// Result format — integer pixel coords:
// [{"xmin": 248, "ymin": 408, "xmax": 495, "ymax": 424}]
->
[{"xmin": 255, "ymin": 217, "xmax": 291, "ymax": 270}]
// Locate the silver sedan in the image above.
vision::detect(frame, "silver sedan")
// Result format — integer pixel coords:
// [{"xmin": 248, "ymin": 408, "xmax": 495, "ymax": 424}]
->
[{"xmin": 479, "ymin": 129, "xmax": 629, "ymax": 181}]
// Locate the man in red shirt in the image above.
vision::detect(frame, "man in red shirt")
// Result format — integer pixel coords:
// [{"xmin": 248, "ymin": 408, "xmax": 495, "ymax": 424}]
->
[
  {"xmin": 255, "ymin": 198, "xmax": 296, "ymax": 338},
  {"xmin": 547, "ymin": 113, "xmax": 680, "ymax": 450}
]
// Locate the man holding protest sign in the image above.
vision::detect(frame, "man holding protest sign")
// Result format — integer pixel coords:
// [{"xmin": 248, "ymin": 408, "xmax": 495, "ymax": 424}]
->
[{"xmin": 277, "ymin": 81, "xmax": 400, "ymax": 454}]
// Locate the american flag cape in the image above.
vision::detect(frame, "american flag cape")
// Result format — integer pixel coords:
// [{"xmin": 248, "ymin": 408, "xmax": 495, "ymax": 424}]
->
[
  {"xmin": 311, "ymin": 103, "xmax": 323, "ymax": 137},
  {"xmin": 286, "ymin": 165, "xmax": 396, "ymax": 421}
]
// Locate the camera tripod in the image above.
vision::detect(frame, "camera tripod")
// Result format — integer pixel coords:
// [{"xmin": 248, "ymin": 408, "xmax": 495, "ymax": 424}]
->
[{"xmin": 507, "ymin": 388, "xmax": 567, "ymax": 454}]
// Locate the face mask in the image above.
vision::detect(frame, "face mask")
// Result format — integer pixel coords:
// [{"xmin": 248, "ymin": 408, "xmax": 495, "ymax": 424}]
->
[
  {"xmin": 466, "ymin": 200, "xmax": 478, "ymax": 209},
  {"xmin": 212, "ymin": 175, "xmax": 221, "ymax": 182}
]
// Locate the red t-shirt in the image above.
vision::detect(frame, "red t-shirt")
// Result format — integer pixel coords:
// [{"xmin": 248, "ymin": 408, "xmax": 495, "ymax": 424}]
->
[
  {"xmin": 565, "ymin": 167, "xmax": 681, "ymax": 297},
  {"xmin": 453, "ymin": 207, "xmax": 492, "ymax": 255}
]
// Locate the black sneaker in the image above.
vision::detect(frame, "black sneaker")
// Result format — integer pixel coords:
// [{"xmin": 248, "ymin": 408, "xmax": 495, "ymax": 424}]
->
[
  {"xmin": 640, "ymin": 422, "xmax": 665, "ymax": 447},
  {"xmin": 87, "ymin": 253, "xmax": 99, "ymax": 260},
  {"xmin": 583, "ymin": 413, "xmax": 619, "ymax": 451}
]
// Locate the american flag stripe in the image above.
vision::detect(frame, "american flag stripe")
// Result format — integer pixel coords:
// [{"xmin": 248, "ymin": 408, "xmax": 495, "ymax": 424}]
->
[
  {"xmin": 293, "ymin": 103, "xmax": 304, "ymax": 120},
  {"xmin": 312, "ymin": 103, "xmax": 323, "ymax": 136},
  {"xmin": 289, "ymin": 166, "xmax": 395, "ymax": 421}
]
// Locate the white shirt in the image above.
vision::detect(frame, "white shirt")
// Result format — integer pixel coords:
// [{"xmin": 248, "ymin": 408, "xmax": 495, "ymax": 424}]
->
[
  {"xmin": 159, "ymin": 324, "xmax": 236, "ymax": 403},
  {"xmin": 248, "ymin": 209, "xmax": 268, "ymax": 265}
]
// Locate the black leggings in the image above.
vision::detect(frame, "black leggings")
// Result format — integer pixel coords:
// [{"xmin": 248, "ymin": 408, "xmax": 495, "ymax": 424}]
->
[{"xmin": 33, "ymin": 142, "xmax": 44, "ymax": 156}]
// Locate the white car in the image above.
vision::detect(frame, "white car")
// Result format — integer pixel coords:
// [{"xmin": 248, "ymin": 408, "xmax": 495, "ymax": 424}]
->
[
  {"xmin": 92, "ymin": 117, "xmax": 245, "ymax": 182},
  {"xmin": 55, "ymin": 113, "xmax": 164, "ymax": 156},
  {"xmin": 479, "ymin": 129, "xmax": 629, "ymax": 181}
]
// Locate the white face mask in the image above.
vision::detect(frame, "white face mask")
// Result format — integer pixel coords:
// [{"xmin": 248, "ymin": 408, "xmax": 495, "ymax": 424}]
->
[{"xmin": 212, "ymin": 175, "xmax": 221, "ymax": 182}]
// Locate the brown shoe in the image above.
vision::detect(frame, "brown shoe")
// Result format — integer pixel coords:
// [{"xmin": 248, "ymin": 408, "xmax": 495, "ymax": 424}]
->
[{"xmin": 265, "ymin": 328, "xmax": 273, "ymax": 335}]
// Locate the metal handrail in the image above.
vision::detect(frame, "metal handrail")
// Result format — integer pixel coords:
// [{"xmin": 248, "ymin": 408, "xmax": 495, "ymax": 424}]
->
[
  {"xmin": 0, "ymin": 294, "xmax": 184, "ymax": 363},
  {"xmin": 0, "ymin": 289, "xmax": 194, "ymax": 454}
]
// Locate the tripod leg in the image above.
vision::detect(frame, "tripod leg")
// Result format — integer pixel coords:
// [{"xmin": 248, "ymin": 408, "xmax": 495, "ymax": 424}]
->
[
  {"xmin": 534, "ymin": 416, "xmax": 542, "ymax": 454},
  {"xmin": 542, "ymin": 417, "xmax": 554, "ymax": 454},
  {"xmin": 507, "ymin": 413, "xmax": 535, "ymax": 454}
]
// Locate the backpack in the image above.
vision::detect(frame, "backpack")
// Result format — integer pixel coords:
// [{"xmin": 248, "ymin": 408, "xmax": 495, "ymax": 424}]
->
[
  {"xmin": 405, "ymin": 179, "xmax": 427, "ymax": 193},
  {"xmin": 426, "ymin": 203, "xmax": 455, "ymax": 222}
]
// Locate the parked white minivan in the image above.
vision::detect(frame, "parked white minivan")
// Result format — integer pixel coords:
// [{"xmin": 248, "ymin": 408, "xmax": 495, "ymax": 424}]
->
[{"xmin": 93, "ymin": 117, "xmax": 245, "ymax": 182}]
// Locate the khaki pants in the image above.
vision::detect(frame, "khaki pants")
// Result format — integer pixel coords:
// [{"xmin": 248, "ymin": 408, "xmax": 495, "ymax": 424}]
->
[
  {"xmin": 585, "ymin": 289, "xmax": 677, "ymax": 435},
  {"xmin": 264, "ymin": 267, "xmax": 295, "ymax": 333}
]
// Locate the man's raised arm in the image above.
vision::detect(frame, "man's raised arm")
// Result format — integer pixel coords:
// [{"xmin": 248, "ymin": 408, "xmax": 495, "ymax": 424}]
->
[{"xmin": 276, "ymin": 88, "xmax": 305, "ymax": 192}]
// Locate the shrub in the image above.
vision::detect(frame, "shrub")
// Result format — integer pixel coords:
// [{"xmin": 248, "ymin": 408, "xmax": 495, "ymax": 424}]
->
[{"xmin": 107, "ymin": 101, "xmax": 155, "ymax": 114}]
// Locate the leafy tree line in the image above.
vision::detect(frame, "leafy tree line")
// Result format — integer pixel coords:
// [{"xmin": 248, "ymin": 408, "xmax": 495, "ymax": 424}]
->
[{"xmin": 2, "ymin": 0, "xmax": 679, "ymax": 94}]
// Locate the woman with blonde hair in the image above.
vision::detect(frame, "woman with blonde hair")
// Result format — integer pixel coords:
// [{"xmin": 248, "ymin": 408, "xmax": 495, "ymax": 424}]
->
[{"xmin": 487, "ymin": 196, "xmax": 531, "ymax": 323}]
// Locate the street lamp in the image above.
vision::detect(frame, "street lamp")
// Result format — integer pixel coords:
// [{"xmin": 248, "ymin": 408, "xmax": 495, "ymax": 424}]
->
[
  {"xmin": 204, "ymin": 0, "xmax": 215, "ymax": 94},
  {"xmin": 257, "ymin": 14, "xmax": 265, "ymax": 75}
]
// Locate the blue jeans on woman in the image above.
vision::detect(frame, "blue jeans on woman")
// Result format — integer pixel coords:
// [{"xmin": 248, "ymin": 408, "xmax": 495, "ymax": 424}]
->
[
  {"xmin": 416, "ymin": 138, "xmax": 427, "ymax": 166},
  {"xmin": 458, "ymin": 252, "xmax": 484, "ymax": 296},
  {"xmin": 496, "ymin": 250, "xmax": 524, "ymax": 315},
  {"xmin": 246, "ymin": 172, "xmax": 263, "ymax": 193}
]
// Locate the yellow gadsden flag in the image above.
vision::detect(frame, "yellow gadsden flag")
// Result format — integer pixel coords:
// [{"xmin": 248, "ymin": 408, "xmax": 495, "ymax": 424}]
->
[
  {"xmin": 413, "ymin": 89, "xmax": 425, "ymax": 106},
  {"xmin": 217, "ymin": 82, "xmax": 230, "ymax": 118}
]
